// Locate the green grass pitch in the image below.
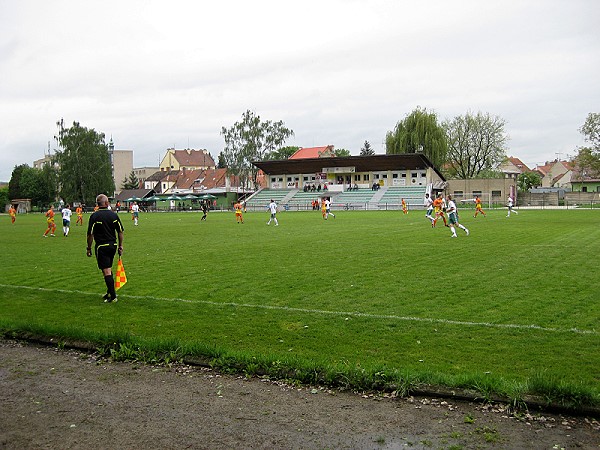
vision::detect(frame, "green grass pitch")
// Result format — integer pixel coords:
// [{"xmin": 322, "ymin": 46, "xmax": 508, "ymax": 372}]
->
[{"xmin": 1, "ymin": 207, "xmax": 599, "ymax": 406}]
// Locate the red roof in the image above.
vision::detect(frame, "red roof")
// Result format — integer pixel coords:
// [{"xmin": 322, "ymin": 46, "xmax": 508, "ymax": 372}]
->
[
  {"xmin": 171, "ymin": 149, "xmax": 215, "ymax": 168},
  {"xmin": 507, "ymin": 156, "xmax": 530, "ymax": 172},
  {"xmin": 290, "ymin": 146, "xmax": 334, "ymax": 159}
]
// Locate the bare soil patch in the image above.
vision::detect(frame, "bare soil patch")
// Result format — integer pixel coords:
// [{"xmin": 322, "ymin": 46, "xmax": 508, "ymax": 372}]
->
[{"xmin": 0, "ymin": 339, "xmax": 598, "ymax": 449}]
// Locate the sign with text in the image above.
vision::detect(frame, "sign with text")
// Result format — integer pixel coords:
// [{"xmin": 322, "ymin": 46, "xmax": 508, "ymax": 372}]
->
[{"xmin": 322, "ymin": 166, "xmax": 355, "ymax": 174}]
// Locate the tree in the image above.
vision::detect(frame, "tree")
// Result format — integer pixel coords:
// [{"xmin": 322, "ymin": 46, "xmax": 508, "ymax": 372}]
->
[
  {"xmin": 0, "ymin": 186, "xmax": 8, "ymax": 208},
  {"xmin": 7, "ymin": 164, "xmax": 58, "ymax": 207},
  {"xmin": 268, "ymin": 146, "xmax": 299, "ymax": 160},
  {"xmin": 217, "ymin": 151, "xmax": 227, "ymax": 169},
  {"xmin": 443, "ymin": 112, "xmax": 508, "ymax": 179},
  {"xmin": 579, "ymin": 112, "xmax": 600, "ymax": 151},
  {"xmin": 121, "ymin": 170, "xmax": 140, "ymax": 190},
  {"xmin": 54, "ymin": 120, "xmax": 114, "ymax": 204},
  {"xmin": 8, "ymin": 164, "xmax": 28, "ymax": 200},
  {"xmin": 360, "ymin": 140, "xmax": 375, "ymax": 156},
  {"xmin": 221, "ymin": 110, "xmax": 294, "ymax": 190},
  {"xmin": 334, "ymin": 148, "xmax": 351, "ymax": 157},
  {"xmin": 385, "ymin": 107, "xmax": 448, "ymax": 168},
  {"xmin": 517, "ymin": 171, "xmax": 542, "ymax": 192}
]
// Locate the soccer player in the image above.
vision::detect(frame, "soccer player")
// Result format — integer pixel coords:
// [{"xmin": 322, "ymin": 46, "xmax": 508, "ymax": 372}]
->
[
  {"xmin": 75, "ymin": 205, "xmax": 83, "ymax": 226},
  {"xmin": 473, "ymin": 195, "xmax": 486, "ymax": 218},
  {"xmin": 424, "ymin": 193, "xmax": 434, "ymax": 223},
  {"xmin": 8, "ymin": 205, "xmax": 16, "ymax": 224},
  {"xmin": 131, "ymin": 201, "xmax": 140, "ymax": 226},
  {"xmin": 324, "ymin": 197, "xmax": 335, "ymax": 219},
  {"xmin": 234, "ymin": 201, "xmax": 244, "ymax": 224},
  {"xmin": 266, "ymin": 199, "xmax": 279, "ymax": 226},
  {"xmin": 432, "ymin": 193, "xmax": 448, "ymax": 228},
  {"xmin": 87, "ymin": 194, "xmax": 124, "ymax": 303},
  {"xmin": 401, "ymin": 198, "xmax": 408, "ymax": 214},
  {"xmin": 61, "ymin": 204, "xmax": 73, "ymax": 237},
  {"xmin": 200, "ymin": 201, "xmax": 209, "ymax": 221},
  {"xmin": 446, "ymin": 194, "xmax": 469, "ymax": 238},
  {"xmin": 43, "ymin": 205, "xmax": 56, "ymax": 237},
  {"xmin": 507, "ymin": 196, "xmax": 518, "ymax": 217}
]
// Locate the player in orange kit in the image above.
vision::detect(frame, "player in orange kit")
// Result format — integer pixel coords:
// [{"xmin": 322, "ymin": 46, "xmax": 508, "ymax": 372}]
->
[
  {"xmin": 43, "ymin": 205, "xmax": 57, "ymax": 237},
  {"xmin": 76, "ymin": 205, "xmax": 84, "ymax": 225},
  {"xmin": 8, "ymin": 205, "xmax": 16, "ymax": 224},
  {"xmin": 234, "ymin": 201, "xmax": 244, "ymax": 224},
  {"xmin": 473, "ymin": 195, "xmax": 486, "ymax": 218},
  {"xmin": 432, "ymin": 193, "xmax": 448, "ymax": 228}
]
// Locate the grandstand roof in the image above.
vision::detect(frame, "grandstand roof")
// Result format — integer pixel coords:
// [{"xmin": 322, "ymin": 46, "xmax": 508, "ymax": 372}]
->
[{"xmin": 252, "ymin": 154, "xmax": 446, "ymax": 180}]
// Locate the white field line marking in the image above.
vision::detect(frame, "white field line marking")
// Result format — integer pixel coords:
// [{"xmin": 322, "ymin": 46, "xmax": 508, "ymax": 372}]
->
[{"xmin": 4, "ymin": 284, "xmax": 598, "ymax": 336}]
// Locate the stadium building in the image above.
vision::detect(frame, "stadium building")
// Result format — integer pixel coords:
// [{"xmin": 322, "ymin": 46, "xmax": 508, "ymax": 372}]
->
[{"xmin": 248, "ymin": 152, "xmax": 446, "ymax": 211}]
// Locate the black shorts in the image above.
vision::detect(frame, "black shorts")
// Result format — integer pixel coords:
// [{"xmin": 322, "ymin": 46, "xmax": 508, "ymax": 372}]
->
[{"xmin": 96, "ymin": 244, "xmax": 117, "ymax": 270}]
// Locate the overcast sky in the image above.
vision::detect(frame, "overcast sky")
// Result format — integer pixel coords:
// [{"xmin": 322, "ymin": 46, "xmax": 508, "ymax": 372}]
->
[{"xmin": 1, "ymin": 0, "xmax": 598, "ymax": 182}]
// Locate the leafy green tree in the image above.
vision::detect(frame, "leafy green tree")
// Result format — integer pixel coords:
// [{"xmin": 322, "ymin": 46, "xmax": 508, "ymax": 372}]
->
[
  {"xmin": 443, "ymin": 112, "xmax": 508, "ymax": 179},
  {"xmin": 268, "ymin": 146, "xmax": 299, "ymax": 160},
  {"xmin": 8, "ymin": 164, "xmax": 28, "ymax": 200},
  {"xmin": 385, "ymin": 107, "xmax": 448, "ymax": 168},
  {"xmin": 575, "ymin": 113, "xmax": 600, "ymax": 179},
  {"xmin": 517, "ymin": 171, "xmax": 542, "ymax": 192},
  {"xmin": 334, "ymin": 148, "xmax": 351, "ymax": 157},
  {"xmin": 360, "ymin": 140, "xmax": 375, "ymax": 156},
  {"xmin": 217, "ymin": 151, "xmax": 227, "ymax": 169},
  {"xmin": 54, "ymin": 120, "xmax": 114, "ymax": 204},
  {"xmin": 221, "ymin": 110, "xmax": 294, "ymax": 190},
  {"xmin": 7, "ymin": 164, "xmax": 58, "ymax": 206},
  {"xmin": 0, "ymin": 186, "xmax": 9, "ymax": 208},
  {"xmin": 579, "ymin": 112, "xmax": 600, "ymax": 151},
  {"xmin": 121, "ymin": 170, "xmax": 140, "ymax": 190}
]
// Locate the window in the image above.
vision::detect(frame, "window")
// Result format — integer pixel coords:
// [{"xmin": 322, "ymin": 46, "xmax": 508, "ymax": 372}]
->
[
  {"xmin": 364, "ymin": 174, "xmax": 369, "ymax": 181},
  {"xmin": 492, "ymin": 190, "xmax": 501, "ymax": 197},
  {"xmin": 303, "ymin": 176, "xmax": 308, "ymax": 181},
  {"xmin": 392, "ymin": 173, "xmax": 398, "ymax": 178},
  {"xmin": 271, "ymin": 177, "xmax": 276, "ymax": 182},
  {"xmin": 278, "ymin": 177, "xmax": 283, "ymax": 182},
  {"xmin": 354, "ymin": 174, "xmax": 361, "ymax": 181},
  {"xmin": 454, "ymin": 191, "xmax": 463, "ymax": 196},
  {"xmin": 287, "ymin": 177, "xmax": 292, "ymax": 182},
  {"xmin": 582, "ymin": 186, "xmax": 588, "ymax": 192},
  {"xmin": 473, "ymin": 191, "xmax": 482, "ymax": 196},
  {"xmin": 411, "ymin": 173, "xmax": 417, "ymax": 178},
  {"xmin": 401, "ymin": 173, "xmax": 407, "ymax": 178},
  {"xmin": 374, "ymin": 174, "xmax": 379, "ymax": 179},
  {"xmin": 382, "ymin": 174, "xmax": 387, "ymax": 179},
  {"xmin": 421, "ymin": 172, "xmax": 426, "ymax": 177}
]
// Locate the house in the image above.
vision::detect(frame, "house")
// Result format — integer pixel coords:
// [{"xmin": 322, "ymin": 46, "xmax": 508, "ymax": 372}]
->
[
  {"xmin": 534, "ymin": 160, "xmax": 573, "ymax": 188},
  {"xmin": 567, "ymin": 169, "xmax": 600, "ymax": 192},
  {"xmin": 289, "ymin": 145, "xmax": 335, "ymax": 160},
  {"xmin": 133, "ymin": 166, "xmax": 160, "ymax": 188},
  {"xmin": 159, "ymin": 148, "xmax": 215, "ymax": 172},
  {"xmin": 499, "ymin": 156, "xmax": 530, "ymax": 179}
]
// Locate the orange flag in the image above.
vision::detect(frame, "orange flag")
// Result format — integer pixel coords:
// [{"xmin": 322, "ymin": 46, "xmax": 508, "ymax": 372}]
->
[{"xmin": 115, "ymin": 257, "xmax": 127, "ymax": 290}]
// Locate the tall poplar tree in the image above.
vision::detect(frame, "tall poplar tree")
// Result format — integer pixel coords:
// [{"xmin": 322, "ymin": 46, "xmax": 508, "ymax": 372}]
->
[{"xmin": 385, "ymin": 107, "xmax": 447, "ymax": 168}]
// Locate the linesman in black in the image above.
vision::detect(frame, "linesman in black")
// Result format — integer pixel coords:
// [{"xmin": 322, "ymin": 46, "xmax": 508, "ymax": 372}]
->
[{"xmin": 86, "ymin": 194, "xmax": 124, "ymax": 302}]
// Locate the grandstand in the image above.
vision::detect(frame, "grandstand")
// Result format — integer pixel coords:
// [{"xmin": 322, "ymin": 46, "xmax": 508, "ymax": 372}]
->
[
  {"xmin": 244, "ymin": 189, "xmax": 289, "ymax": 209},
  {"xmin": 377, "ymin": 186, "xmax": 427, "ymax": 209},
  {"xmin": 245, "ymin": 186, "xmax": 428, "ymax": 211}
]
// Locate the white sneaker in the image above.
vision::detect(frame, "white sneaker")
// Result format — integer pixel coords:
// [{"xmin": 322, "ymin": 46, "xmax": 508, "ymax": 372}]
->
[
  {"xmin": 451, "ymin": 235, "xmax": 457, "ymax": 238},
  {"xmin": 465, "ymin": 229, "xmax": 470, "ymax": 236}
]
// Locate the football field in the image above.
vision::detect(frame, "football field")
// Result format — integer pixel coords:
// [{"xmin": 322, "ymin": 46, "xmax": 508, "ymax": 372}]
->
[{"xmin": 1, "ymin": 207, "xmax": 599, "ymax": 408}]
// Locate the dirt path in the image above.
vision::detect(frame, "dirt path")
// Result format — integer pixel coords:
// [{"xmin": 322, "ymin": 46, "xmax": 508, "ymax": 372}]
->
[{"xmin": 0, "ymin": 339, "xmax": 598, "ymax": 449}]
